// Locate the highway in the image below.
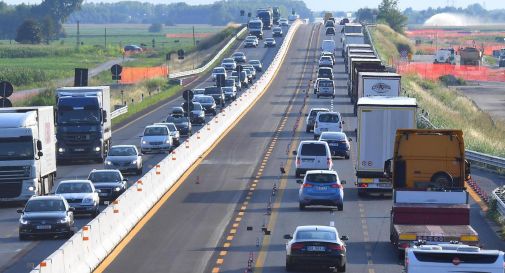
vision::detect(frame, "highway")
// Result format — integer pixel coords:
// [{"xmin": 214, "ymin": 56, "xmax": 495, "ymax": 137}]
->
[{"xmin": 0, "ymin": 27, "xmax": 285, "ymax": 273}]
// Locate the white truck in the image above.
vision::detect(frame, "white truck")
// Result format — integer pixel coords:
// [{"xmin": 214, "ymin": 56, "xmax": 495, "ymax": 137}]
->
[
  {"xmin": 341, "ymin": 33, "xmax": 365, "ymax": 56},
  {"xmin": 355, "ymin": 97, "xmax": 417, "ymax": 196},
  {"xmin": 55, "ymin": 86, "xmax": 112, "ymax": 162},
  {"xmin": 0, "ymin": 107, "xmax": 57, "ymax": 202}
]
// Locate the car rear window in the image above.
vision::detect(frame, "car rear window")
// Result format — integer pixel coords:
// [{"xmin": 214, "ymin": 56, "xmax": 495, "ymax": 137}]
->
[
  {"xmin": 89, "ymin": 172, "xmax": 121, "ymax": 182},
  {"xmin": 319, "ymin": 81, "xmax": 333, "ymax": 88},
  {"xmin": 412, "ymin": 252, "xmax": 499, "ymax": 264},
  {"xmin": 296, "ymin": 230, "xmax": 336, "ymax": 240},
  {"xmin": 300, "ymin": 143, "xmax": 327, "ymax": 156},
  {"xmin": 310, "ymin": 109, "xmax": 327, "ymax": 118},
  {"xmin": 318, "ymin": 113, "xmax": 339, "ymax": 123},
  {"xmin": 144, "ymin": 127, "xmax": 168, "ymax": 136},
  {"xmin": 305, "ymin": 173, "xmax": 337, "ymax": 183}
]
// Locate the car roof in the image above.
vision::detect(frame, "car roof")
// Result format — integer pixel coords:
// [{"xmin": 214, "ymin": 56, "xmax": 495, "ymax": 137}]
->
[
  {"xmin": 295, "ymin": 225, "xmax": 337, "ymax": 233},
  {"xmin": 309, "ymin": 108, "xmax": 329, "ymax": 112},
  {"xmin": 320, "ymin": 131, "xmax": 346, "ymax": 138},
  {"xmin": 223, "ymin": 58, "xmax": 234, "ymax": 61},
  {"xmin": 111, "ymin": 145, "xmax": 137, "ymax": 148},
  {"xmin": 233, "ymin": 52, "xmax": 245, "ymax": 55},
  {"xmin": 249, "ymin": 60, "xmax": 260, "ymax": 63},
  {"xmin": 29, "ymin": 195, "xmax": 65, "ymax": 201},
  {"xmin": 299, "ymin": 140, "xmax": 328, "ymax": 145},
  {"xmin": 305, "ymin": 170, "xmax": 338, "ymax": 175},
  {"xmin": 317, "ymin": 111, "xmax": 340, "ymax": 116},
  {"xmin": 90, "ymin": 169, "xmax": 121, "ymax": 174},
  {"xmin": 58, "ymin": 179, "xmax": 92, "ymax": 184},
  {"xmin": 145, "ymin": 124, "xmax": 168, "ymax": 129}
]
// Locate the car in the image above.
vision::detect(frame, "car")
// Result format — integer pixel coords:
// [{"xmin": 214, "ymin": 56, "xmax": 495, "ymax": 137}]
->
[
  {"xmin": 171, "ymin": 106, "xmax": 187, "ymax": 117},
  {"xmin": 279, "ymin": 18, "xmax": 289, "ymax": 26},
  {"xmin": 193, "ymin": 95, "xmax": 217, "ymax": 115},
  {"xmin": 249, "ymin": 60, "xmax": 263, "ymax": 72},
  {"xmin": 319, "ymin": 56, "xmax": 334, "ymax": 67},
  {"xmin": 264, "ymin": 38, "xmax": 276, "ymax": 47},
  {"xmin": 313, "ymin": 78, "xmax": 330, "ymax": 94},
  {"xmin": 104, "ymin": 145, "xmax": 143, "ymax": 175},
  {"xmin": 305, "ymin": 108, "xmax": 330, "ymax": 132},
  {"xmin": 272, "ymin": 27, "xmax": 283, "ymax": 37},
  {"xmin": 124, "ymin": 45, "xmax": 142, "ymax": 52},
  {"xmin": 319, "ymin": 132, "xmax": 351, "ymax": 159},
  {"xmin": 224, "ymin": 78, "xmax": 237, "ymax": 92},
  {"xmin": 232, "ymin": 52, "xmax": 247, "ymax": 63},
  {"xmin": 243, "ymin": 67, "xmax": 254, "ymax": 83},
  {"xmin": 221, "ymin": 58, "xmax": 237, "ymax": 70},
  {"xmin": 321, "ymin": 51, "xmax": 336, "ymax": 63},
  {"xmin": 192, "ymin": 88, "xmax": 205, "ymax": 95},
  {"xmin": 284, "ymin": 225, "xmax": 348, "ymax": 272},
  {"xmin": 340, "ymin": 18, "xmax": 350, "ymax": 25},
  {"xmin": 187, "ymin": 102, "xmax": 206, "ymax": 124},
  {"xmin": 325, "ymin": 27, "xmax": 336, "ymax": 36},
  {"xmin": 325, "ymin": 20, "xmax": 335, "ymax": 28},
  {"xmin": 154, "ymin": 122, "xmax": 180, "ymax": 146},
  {"xmin": 223, "ymin": 86, "xmax": 237, "ymax": 101},
  {"xmin": 243, "ymin": 64, "xmax": 257, "ymax": 79},
  {"xmin": 53, "ymin": 180, "xmax": 100, "ymax": 216},
  {"xmin": 140, "ymin": 124, "xmax": 173, "ymax": 153},
  {"xmin": 204, "ymin": 86, "xmax": 225, "ymax": 107},
  {"xmin": 294, "ymin": 140, "xmax": 333, "ymax": 177},
  {"xmin": 316, "ymin": 79, "xmax": 335, "ymax": 98},
  {"xmin": 165, "ymin": 115, "xmax": 192, "ymax": 136},
  {"xmin": 318, "ymin": 67, "xmax": 333, "ymax": 80},
  {"xmin": 231, "ymin": 71, "xmax": 249, "ymax": 87},
  {"xmin": 314, "ymin": 112, "xmax": 343, "ymax": 139},
  {"xmin": 211, "ymin": 67, "xmax": 227, "ymax": 81},
  {"xmin": 87, "ymin": 169, "xmax": 127, "ymax": 202},
  {"xmin": 229, "ymin": 75, "xmax": 242, "ymax": 91},
  {"xmin": 297, "ymin": 170, "xmax": 345, "ymax": 210},
  {"xmin": 18, "ymin": 195, "xmax": 75, "ymax": 240},
  {"xmin": 244, "ymin": 36, "xmax": 259, "ymax": 48}
]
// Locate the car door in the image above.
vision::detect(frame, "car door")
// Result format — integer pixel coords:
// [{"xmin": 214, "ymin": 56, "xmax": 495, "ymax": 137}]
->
[{"xmin": 300, "ymin": 143, "xmax": 327, "ymax": 170}]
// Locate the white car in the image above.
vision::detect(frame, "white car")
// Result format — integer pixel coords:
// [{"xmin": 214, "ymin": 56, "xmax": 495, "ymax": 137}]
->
[
  {"xmin": 314, "ymin": 112, "xmax": 343, "ymax": 139},
  {"xmin": 154, "ymin": 122, "xmax": 180, "ymax": 146},
  {"xmin": 221, "ymin": 58, "xmax": 237, "ymax": 70},
  {"xmin": 53, "ymin": 180, "xmax": 100, "ymax": 217},
  {"xmin": 316, "ymin": 79, "xmax": 335, "ymax": 98},
  {"xmin": 211, "ymin": 67, "xmax": 227, "ymax": 81},
  {"xmin": 244, "ymin": 35, "xmax": 259, "ymax": 47},
  {"xmin": 293, "ymin": 140, "xmax": 333, "ymax": 178},
  {"xmin": 140, "ymin": 124, "xmax": 173, "ymax": 153},
  {"xmin": 104, "ymin": 145, "xmax": 143, "ymax": 175},
  {"xmin": 319, "ymin": 56, "xmax": 334, "ymax": 67},
  {"xmin": 279, "ymin": 18, "xmax": 289, "ymax": 26}
]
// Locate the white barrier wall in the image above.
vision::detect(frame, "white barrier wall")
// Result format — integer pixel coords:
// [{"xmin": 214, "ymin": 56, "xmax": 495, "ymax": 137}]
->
[{"xmin": 31, "ymin": 20, "xmax": 301, "ymax": 273}]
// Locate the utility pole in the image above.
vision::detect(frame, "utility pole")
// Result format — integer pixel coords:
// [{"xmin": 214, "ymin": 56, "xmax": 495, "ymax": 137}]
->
[
  {"xmin": 192, "ymin": 26, "xmax": 196, "ymax": 70},
  {"xmin": 104, "ymin": 27, "xmax": 107, "ymax": 48},
  {"xmin": 77, "ymin": 20, "xmax": 80, "ymax": 49}
]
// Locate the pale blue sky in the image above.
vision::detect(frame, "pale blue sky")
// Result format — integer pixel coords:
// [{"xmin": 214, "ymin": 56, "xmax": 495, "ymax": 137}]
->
[{"xmin": 2, "ymin": 0, "xmax": 502, "ymax": 11}]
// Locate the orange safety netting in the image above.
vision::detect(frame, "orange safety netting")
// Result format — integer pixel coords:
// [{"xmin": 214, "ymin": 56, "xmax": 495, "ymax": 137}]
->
[
  {"xmin": 415, "ymin": 44, "xmax": 504, "ymax": 56},
  {"xmin": 397, "ymin": 62, "xmax": 505, "ymax": 82},
  {"xmin": 119, "ymin": 66, "xmax": 168, "ymax": 84}
]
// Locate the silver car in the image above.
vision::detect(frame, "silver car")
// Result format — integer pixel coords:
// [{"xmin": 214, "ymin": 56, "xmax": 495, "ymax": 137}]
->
[
  {"xmin": 53, "ymin": 180, "xmax": 100, "ymax": 216},
  {"xmin": 140, "ymin": 125, "xmax": 173, "ymax": 153},
  {"xmin": 154, "ymin": 122, "xmax": 180, "ymax": 146},
  {"xmin": 221, "ymin": 58, "xmax": 237, "ymax": 70},
  {"xmin": 105, "ymin": 145, "xmax": 143, "ymax": 175}
]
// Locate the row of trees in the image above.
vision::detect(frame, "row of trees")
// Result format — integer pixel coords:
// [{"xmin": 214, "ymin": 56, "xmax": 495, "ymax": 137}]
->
[
  {"xmin": 0, "ymin": 0, "xmax": 84, "ymax": 43},
  {"xmin": 355, "ymin": 0, "xmax": 407, "ymax": 33},
  {"xmin": 67, "ymin": 0, "xmax": 313, "ymax": 25}
]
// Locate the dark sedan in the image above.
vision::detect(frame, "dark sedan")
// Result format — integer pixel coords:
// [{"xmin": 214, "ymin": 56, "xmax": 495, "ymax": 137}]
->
[
  {"xmin": 319, "ymin": 132, "xmax": 351, "ymax": 159},
  {"xmin": 166, "ymin": 115, "xmax": 192, "ymax": 136},
  {"xmin": 88, "ymin": 169, "xmax": 128, "ymax": 202},
  {"xmin": 193, "ymin": 95, "xmax": 217, "ymax": 115}
]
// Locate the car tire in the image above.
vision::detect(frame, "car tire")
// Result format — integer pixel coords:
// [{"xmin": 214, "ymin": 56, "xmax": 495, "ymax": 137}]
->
[
  {"xmin": 136, "ymin": 167, "xmax": 143, "ymax": 176},
  {"xmin": 299, "ymin": 203, "xmax": 306, "ymax": 210},
  {"xmin": 337, "ymin": 264, "xmax": 346, "ymax": 272},
  {"xmin": 317, "ymin": 95, "xmax": 320, "ymax": 99},
  {"xmin": 345, "ymin": 155, "xmax": 350, "ymax": 160},
  {"xmin": 286, "ymin": 259, "xmax": 295, "ymax": 272},
  {"xmin": 337, "ymin": 204, "xmax": 343, "ymax": 211},
  {"xmin": 357, "ymin": 189, "xmax": 366, "ymax": 197},
  {"xmin": 92, "ymin": 207, "xmax": 100, "ymax": 217},
  {"xmin": 295, "ymin": 169, "xmax": 301, "ymax": 178},
  {"xmin": 66, "ymin": 230, "xmax": 75, "ymax": 239}
]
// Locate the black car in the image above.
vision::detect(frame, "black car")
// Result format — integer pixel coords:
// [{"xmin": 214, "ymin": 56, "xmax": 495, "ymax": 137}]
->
[
  {"xmin": 318, "ymin": 132, "xmax": 351, "ymax": 159},
  {"xmin": 325, "ymin": 27, "xmax": 336, "ymax": 36},
  {"xmin": 18, "ymin": 195, "xmax": 75, "ymax": 240},
  {"xmin": 166, "ymin": 115, "xmax": 192, "ymax": 136},
  {"xmin": 182, "ymin": 101, "xmax": 206, "ymax": 124},
  {"xmin": 88, "ymin": 169, "xmax": 128, "ymax": 202},
  {"xmin": 204, "ymin": 86, "xmax": 225, "ymax": 107},
  {"xmin": 193, "ymin": 95, "xmax": 217, "ymax": 115}
]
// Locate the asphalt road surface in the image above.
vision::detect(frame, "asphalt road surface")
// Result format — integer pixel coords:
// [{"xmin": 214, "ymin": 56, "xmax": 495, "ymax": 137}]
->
[
  {"xmin": 0, "ymin": 27, "xmax": 286, "ymax": 273},
  {"xmin": 457, "ymin": 82, "xmax": 505, "ymax": 123}
]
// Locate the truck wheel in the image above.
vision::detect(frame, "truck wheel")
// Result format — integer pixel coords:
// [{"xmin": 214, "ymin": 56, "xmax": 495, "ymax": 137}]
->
[
  {"xmin": 299, "ymin": 203, "xmax": 305, "ymax": 210},
  {"xmin": 357, "ymin": 189, "xmax": 366, "ymax": 197},
  {"xmin": 337, "ymin": 204, "xmax": 343, "ymax": 211},
  {"xmin": 430, "ymin": 172, "xmax": 453, "ymax": 189},
  {"xmin": 337, "ymin": 264, "xmax": 346, "ymax": 272}
]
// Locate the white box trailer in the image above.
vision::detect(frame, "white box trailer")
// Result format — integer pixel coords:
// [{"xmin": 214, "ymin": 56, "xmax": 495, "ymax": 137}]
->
[
  {"xmin": 356, "ymin": 97, "xmax": 417, "ymax": 195},
  {"xmin": 358, "ymin": 72, "xmax": 401, "ymax": 98},
  {"xmin": 0, "ymin": 106, "xmax": 57, "ymax": 201}
]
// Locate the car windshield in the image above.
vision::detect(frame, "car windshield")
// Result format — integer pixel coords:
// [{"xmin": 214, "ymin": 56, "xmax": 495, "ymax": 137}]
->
[
  {"xmin": 233, "ymin": 53, "xmax": 244, "ymax": 57},
  {"xmin": 319, "ymin": 81, "xmax": 333, "ymax": 88},
  {"xmin": 250, "ymin": 60, "xmax": 260, "ymax": 64},
  {"xmin": 193, "ymin": 103, "xmax": 203, "ymax": 110},
  {"xmin": 223, "ymin": 59, "xmax": 234, "ymax": 63},
  {"xmin": 25, "ymin": 199, "xmax": 66, "ymax": 212},
  {"xmin": 266, "ymin": 39, "xmax": 274, "ymax": 42},
  {"xmin": 166, "ymin": 116, "xmax": 189, "ymax": 123},
  {"xmin": 225, "ymin": 79, "xmax": 235, "ymax": 86},
  {"xmin": 204, "ymin": 88, "xmax": 221, "ymax": 95},
  {"xmin": 166, "ymin": 124, "xmax": 177, "ymax": 131},
  {"xmin": 57, "ymin": 97, "xmax": 101, "ymax": 125},
  {"xmin": 144, "ymin": 127, "xmax": 168, "ymax": 136},
  {"xmin": 296, "ymin": 230, "xmax": 336, "ymax": 240},
  {"xmin": 0, "ymin": 136, "xmax": 34, "ymax": 161},
  {"xmin": 300, "ymin": 144, "xmax": 326, "ymax": 156},
  {"xmin": 213, "ymin": 68, "xmax": 225, "ymax": 73},
  {"xmin": 108, "ymin": 147, "xmax": 136, "ymax": 156},
  {"xmin": 89, "ymin": 172, "xmax": 122, "ymax": 183},
  {"xmin": 56, "ymin": 182, "xmax": 93, "ymax": 193},
  {"xmin": 306, "ymin": 173, "xmax": 337, "ymax": 183},
  {"xmin": 319, "ymin": 114, "xmax": 339, "ymax": 123},
  {"xmin": 194, "ymin": 96, "xmax": 214, "ymax": 103},
  {"xmin": 310, "ymin": 109, "xmax": 328, "ymax": 118},
  {"xmin": 321, "ymin": 133, "xmax": 346, "ymax": 141}
]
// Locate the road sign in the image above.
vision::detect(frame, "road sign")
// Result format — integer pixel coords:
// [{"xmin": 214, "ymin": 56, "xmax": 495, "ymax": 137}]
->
[
  {"xmin": 182, "ymin": 89, "xmax": 194, "ymax": 101},
  {"xmin": 111, "ymin": 64, "xmax": 123, "ymax": 76},
  {"xmin": 0, "ymin": 81, "xmax": 13, "ymax": 98},
  {"xmin": 74, "ymin": 68, "xmax": 88, "ymax": 87},
  {"xmin": 0, "ymin": 97, "xmax": 12, "ymax": 108},
  {"xmin": 216, "ymin": 74, "xmax": 226, "ymax": 87}
]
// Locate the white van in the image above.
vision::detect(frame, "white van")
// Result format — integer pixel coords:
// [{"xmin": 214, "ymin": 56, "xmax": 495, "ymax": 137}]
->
[
  {"xmin": 313, "ymin": 112, "xmax": 343, "ymax": 139},
  {"xmin": 316, "ymin": 79, "xmax": 335, "ymax": 99},
  {"xmin": 294, "ymin": 141, "xmax": 333, "ymax": 177},
  {"xmin": 406, "ymin": 244, "xmax": 505, "ymax": 273},
  {"xmin": 321, "ymin": 40, "xmax": 336, "ymax": 54}
]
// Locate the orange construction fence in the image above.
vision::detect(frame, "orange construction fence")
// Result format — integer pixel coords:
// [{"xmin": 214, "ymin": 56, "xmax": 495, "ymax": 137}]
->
[
  {"xmin": 119, "ymin": 66, "xmax": 168, "ymax": 84},
  {"xmin": 397, "ymin": 62, "xmax": 505, "ymax": 82}
]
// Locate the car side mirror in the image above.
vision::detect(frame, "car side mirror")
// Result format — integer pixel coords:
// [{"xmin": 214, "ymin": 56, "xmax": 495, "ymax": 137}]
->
[
  {"xmin": 341, "ymin": 180, "xmax": 346, "ymax": 185},
  {"xmin": 348, "ymin": 138, "xmax": 352, "ymax": 142},
  {"xmin": 95, "ymin": 189, "xmax": 101, "ymax": 193},
  {"xmin": 102, "ymin": 110, "xmax": 108, "ymax": 123},
  {"xmin": 36, "ymin": 140, "xmax": 43, "ymax": 151},
  {"xmin": 17, "ymin": 209, "xmax": 23, "ymax": 213},
  {"xmin": 38, "ymin": 151, "xmax": 43, "ymax": 157},
  {"xmin": 123, "ymin": 178, "xmax": 128, "ymax": 182},
  {"xmin": 296, "ymin": 179, "xmax": 303, "ymax": 184},
  {"xmin": 340, "ymin": 235, "xmax": 349, "ymax": 241},
  {"xmin": 283, "ymin": 234, "xmax": 293, "ymax": 240},
  {"xmin": 342, "ymin": 120, "xmax": 345, "ymax": 124},
  {"xmin": 292, "ymin": 151, "xmax": 297, "ymax": 156},
  {"xmin": 69, "ymin": 207, "xmax": 75, "ymax": 212}
]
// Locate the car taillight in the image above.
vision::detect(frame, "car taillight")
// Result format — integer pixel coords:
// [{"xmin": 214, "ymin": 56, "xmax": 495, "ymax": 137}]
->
[
  {"xmin": 328, "ymin": 244, "xmax": 345, "ymax": 251},
  {"xmin": 296, "ymin": 157, "xmax": 301, "ymax": 167},
  {"xmin": 399, "ymin": 243, "xmax": 410, "ymax": 249},
  {"xmin": 303, "ymin": 183, "xmax": 313, "ymax": 188},
  {"xmin": 291, "ymin": 243, "xmax": 304, "ymax": 251},
  {"xmin": 327, "ymin": 157, "xmax": 331, "ymax": 166},
  {"xmin": 331, "ymin": 184, "xmax": 342, "ymax": 189}
]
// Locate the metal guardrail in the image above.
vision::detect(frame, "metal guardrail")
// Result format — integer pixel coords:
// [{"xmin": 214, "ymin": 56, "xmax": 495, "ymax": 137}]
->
[
  {"xmin": 492, "ymin": 187, "xmax": 505, "ymax": 216},
  {"xmin": 111, "ymin": 105, "xmax": 128, "ymax": 119}
]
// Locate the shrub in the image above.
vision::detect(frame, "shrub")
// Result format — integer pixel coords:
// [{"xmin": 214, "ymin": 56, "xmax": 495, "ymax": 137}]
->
[
  {"xmin": 439, "ymin": 75, "xmax": 466, "ymax": 86},
  {"xmin": 148, "ymin": 23, "xmax": 163, "ymax": 33}
]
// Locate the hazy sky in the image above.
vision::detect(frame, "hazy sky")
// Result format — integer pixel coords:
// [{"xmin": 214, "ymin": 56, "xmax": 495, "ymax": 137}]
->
[{"xmin": 2, "ymin": 0, "xmax": 502, "ymax": 11}]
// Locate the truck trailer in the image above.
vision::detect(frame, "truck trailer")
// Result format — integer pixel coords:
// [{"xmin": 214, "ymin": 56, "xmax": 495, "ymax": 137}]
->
[
  {"xmin": 55, "ymin": 86, "xmax": 112, "ymax": 163},
  {"xmin": 0, "ymin": 106, "xmax": 57, "ymax": 202},
  {"xmin": 348, "ymin": 57, "xmax": 384, "ymax": 99}
]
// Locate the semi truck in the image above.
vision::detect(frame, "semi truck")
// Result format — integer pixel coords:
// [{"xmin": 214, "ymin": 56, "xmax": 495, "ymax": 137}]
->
[
  {"xmin": 257, "ymin": 8, "xmax": 273, "ymax": 30},
  {"xmin": 459, "ymin": 47, "xmax": 481, "ymax": 66},
  {"xmin": 55, "ymin": 86, "xmax": 112, "ymax": 163},
  {"xmin": 348, "ymin": 57, "xmax": 384, "ymax": 100},
  {"xmin": 355, "ymin": 97, "xmax": 417, "ymax": 196},
  {"xmin": 0, "ymin": 107, "xmax": 57, "ymax": 202},
  {"xmin": 354, "ymin": 72, "xmax": 401, "ymax": 113},
  {"xmin": 341, "ymin": 33, "xmax": 365, "ymax": 56},
  {"xmin": 248, "ymin": 19, "xmax": 264, "ymax": 39}
]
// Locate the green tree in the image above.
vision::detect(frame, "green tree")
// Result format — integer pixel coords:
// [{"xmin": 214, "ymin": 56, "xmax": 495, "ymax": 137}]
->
[
  {"xmin": 355, "ymin": 8, "xmax": 377, "ymax": 23},
  {"xmin": 148, "ymin": 23, "xmax": 162, "ymax": 33},
  {"xmin": 377, "ymin": 0, "xmax": 407, "ymax": 33},
  {"xmin": 40, "ymin": 15, "xmax": 56, "ymax": 44},
  {"xmin": 15, "ymin": 19, "xmax": 42, "ymax": 44}
]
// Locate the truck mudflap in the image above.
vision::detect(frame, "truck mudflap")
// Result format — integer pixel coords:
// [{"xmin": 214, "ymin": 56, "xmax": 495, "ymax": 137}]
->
[{"xmin": 393, "ymin": 224, "xmax": 479, "ymax": 250}]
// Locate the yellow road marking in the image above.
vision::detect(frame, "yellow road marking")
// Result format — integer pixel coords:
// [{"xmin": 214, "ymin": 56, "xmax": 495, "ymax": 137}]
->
[{"xmin": 465, "ymin": 181, "xmax": 489, "ymax": 212}]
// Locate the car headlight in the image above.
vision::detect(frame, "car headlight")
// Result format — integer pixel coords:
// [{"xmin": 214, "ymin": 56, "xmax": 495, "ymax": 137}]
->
[
  {"xmin": 58, "ymin": 147, "xmax": 65, "ymax": 153},
  {"xmin": 165, "ymin": 139, "xmax": 171, "ymax": 144},
  {"xmin": 95, "ymin": 146, "xmax": 101, "ymax": 152},
  {"xmin": 114, "ymin": 186, "xmax": 122, "ymax": 192},
  {"xmin": 58, "ymin": 217, "xmax": 70, "ymax": 224},
  {"xmin": 19, "ymin": 217, "xmax": 29, "ymax": 225},
  {"xmin": 131, "ymin": 160, "xmax": 137, "ymax": 165},
  {"xmin": 142, "ymin": 140, "xmax": 147, "ymax": 144},
  {"xmin": 105, "ymin": 160, "xmax": 112, "ymax": 165},
  {"xmin": 82, "ymin": 197, "xmax": 94, "ymax": 204}
]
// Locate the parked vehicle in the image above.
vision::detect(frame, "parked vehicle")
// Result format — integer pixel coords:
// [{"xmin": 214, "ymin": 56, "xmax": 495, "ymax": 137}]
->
[
  {"xmin": 294, "ymin": 141, "xmax": 333, "ymax": 177},
  {"xmin": 88, "ymin": 169, "xmax": 127, "ymax": 202},
  {"xmin": 104, "ymin": 145, "xmax": 143, "ymax": 175},
  {"xmin": 316, "ymin": 79, "xmax": 335, "ymax": 98},
  {"xmin": 0, "ymin": 106, "xmax": 57, "ymax": 201},
  {"xmin": 319, "ymin": 132, "xmax": 350, "ymax": 159},
  {"xmin": 249, "ymin": 60, "xmax": 263, "ymax": 72},
  {"xmin": 221, "ymin": 58, "xmax": 237, "ymax": 70},
  {"xmin": 297, "ymin": 170, "xmax": 345, "ymax": 211},
  {"xmin": 434, "ymin": 48, "xmax": 456, "ymax": 64},
  {"xmin": 18, "ymin": 195, "xmax": 75, "ymax": 240},
  {"xmin": 305, "ymin": 108, "xmax": 329, "ymax": 132},
  {"xmin": 284, "ymin": 225, "xmax": 348, "ymax": 272},
  {"xmin": 140, "ymin": 124, "xmax": 173, "ymax": 153},
  {"xmin": 124, "ymin": 45, "xmax": 142, "ymax": 52},
  {"xmin": 459, "ymin": 47, "xmax": 482, "ymax": 66},
  {"xmin": 55, "ymin": 86, "xmax": 111, "ymax": 162},
  {"xmin": 313, "ymin": 112, "xmax": 343, "ymax": 139},
  {"xmin": 53, "ymin": 180, "xmax": 100, "ymax": 216}
]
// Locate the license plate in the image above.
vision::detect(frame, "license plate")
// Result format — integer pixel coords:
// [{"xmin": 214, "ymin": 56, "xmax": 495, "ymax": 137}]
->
[
  {"xmin": 316, "ymin": 186, "xmax": 328, "ymax": 190},
  {"xmin": 361, "ymin": 178, "xmax": 373, "ymax": 183},
  {"xmin": 99, "ymin": 193, "xmax": 108, "ymax": 197},
  {"xmin": 74, "ymin": 148, "xmax": 85, "ymax": 152},
  {"xmin": 307, "ymin": 246, "xmax": 325, "ymax": 251},
  {"xmin": 320, "ymin": 128, "xmax": 328, "ymax": 131},
  {"xmin": 329, "ymin": 143, "xmax": 338, "ymax": 146},
  {"xmin": 36, "ymin": 225, "xmax": 51, "ymax": 230},
  {"xmin": 378, "ymin": 183, "xmax": 391, "ymax": 188}
]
